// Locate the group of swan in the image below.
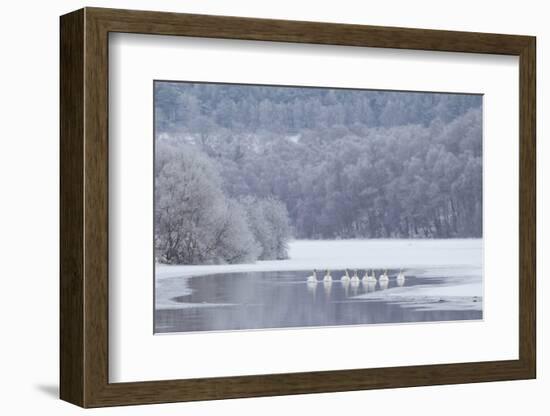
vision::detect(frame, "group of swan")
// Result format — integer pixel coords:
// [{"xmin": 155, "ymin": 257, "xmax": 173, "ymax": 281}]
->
[{"xmin": 307, "ymin": 269, "xmax": 405, "ymax": 283}]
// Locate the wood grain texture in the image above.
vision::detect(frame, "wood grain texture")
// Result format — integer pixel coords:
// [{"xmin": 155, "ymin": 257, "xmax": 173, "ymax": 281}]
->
[
  {"xmin": 83, "ymin": 10, "xmax": 110, "ymax": 406},
  {"xmin": 518, "ymin": 38, "xmax": 536, "ymax": 376},
  {"xmin": 88, "ymin": 7, "xmax": 532, "ymax": 54},
  {"xmin": 59, "ymin": 7, "xmax": 537, "ymax": 408},
  {"xmin": 59, "ymin": 8, "xmax": 84, "ymax": 407}
]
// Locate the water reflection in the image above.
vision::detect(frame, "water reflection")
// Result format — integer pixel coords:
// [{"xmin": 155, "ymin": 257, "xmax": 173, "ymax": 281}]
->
[
  {"xmin": 323, "ymin": 281, "xmax": 333, "ymax": 297},
  {"xmin": 306, "ymin": 281, "xmax": 318, "ymax": 296},
  {"xmin": 362, "ymin": 280, "xmax": 376, "ymax": 292},
  {"xmin": 350, "ymin": 280, "xmax": 361, "ymax": 296},
  {"xmin": 156, "ymin": 269, "xmax": 482, "ymax": 333},
  {"xmin": 341, "ymin": 280, "xmax": 350, "ymax": 297}
]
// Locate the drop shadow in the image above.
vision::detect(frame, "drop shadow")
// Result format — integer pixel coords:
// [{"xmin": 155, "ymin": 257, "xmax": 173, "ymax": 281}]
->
[{"xmin": 35, "ymin": 384, "xmax": 59, "ymax": 399}]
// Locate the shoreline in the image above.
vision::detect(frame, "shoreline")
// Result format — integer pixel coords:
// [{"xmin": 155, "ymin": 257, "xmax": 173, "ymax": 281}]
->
[
  {"xmin": 157, "ymin": 238, "xmax": 483, "ymax": 279},
  {"xmin": 156, "ymin": 239, "xmax": 483, "ymax": 312}
]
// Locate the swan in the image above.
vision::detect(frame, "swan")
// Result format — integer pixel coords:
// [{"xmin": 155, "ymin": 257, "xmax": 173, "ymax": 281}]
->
[
  {"xmin": 323, "ymin": 269, "xmax": 333, "ymax": 282},
  {"xmin": 363, "ymin": 269, "xmax": 377, "ymax": 282},
  {"xmin": 307, "ymin": 269, "xmax": 318, "ymax": 283},
  {"xmin": 379, "ymin": 270, "xmax": 389, "ymax": 282},
  {"xmin": 340, "ymin": 269, "xmax": 351, "ymax": 282},
  {"xmin": 396, "ymin": 269, "xmax": 406, "ymax": 281},
  {"xmin": 351, "ymin": 269, "xmax": 360, "ymax": 283}
]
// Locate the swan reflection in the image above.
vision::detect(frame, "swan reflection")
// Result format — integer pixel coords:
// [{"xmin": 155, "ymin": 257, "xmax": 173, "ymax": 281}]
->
[
  {"xmin": 307, "ymin": 280, "xmax": 318, "ymax": 295},
  {"xmin": 362, "ymin": 280, "xmax": 377, "ymax": 292},
  {"xmin": 323, "ymin": 280, "xmax": 333, "ymax": 297},
  {"xmin": 341, "ymin": 279, "xmax": 350, "ymax": 296},
  {"xmin": 350, "ymin": 280, "xmax": 360, "ymax": 295}
]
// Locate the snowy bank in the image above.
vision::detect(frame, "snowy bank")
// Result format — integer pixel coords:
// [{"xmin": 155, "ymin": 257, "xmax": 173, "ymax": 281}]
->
[
  {"xmin": 156, "ymin": 239, "xmax": 482, "ymax": 312},
  {"xmin": 351, "ymin": 267, "xmax": 483, "ymax": 312},
  {"xmin": 157, "ymin": 238, "xmax": 482, "ymax": 279}
]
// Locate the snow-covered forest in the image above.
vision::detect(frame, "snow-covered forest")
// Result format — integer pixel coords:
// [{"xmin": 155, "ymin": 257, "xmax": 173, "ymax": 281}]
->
[{"xmin": 154, "ymin": 82, "xmax": 482, "ymax": 265}]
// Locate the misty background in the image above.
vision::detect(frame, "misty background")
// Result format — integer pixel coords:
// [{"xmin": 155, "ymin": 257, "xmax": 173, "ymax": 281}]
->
[{"xmin": 154, "ymin": 82, "xmax": 482, "ymax": 265}]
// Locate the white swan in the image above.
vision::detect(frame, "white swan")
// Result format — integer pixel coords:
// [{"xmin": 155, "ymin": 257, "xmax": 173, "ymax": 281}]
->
[
  {"xmin": 379, "ymin": 270, "xmax": 389, "ymax": 282},
  {"xmin": 351, "ymin": 269, "xmax": 360, "ymax": 283},
  {"xmin": 363, "ymin": 269, "xmax": 377, "ymax": 283},
  {"xmin": 340, "ymin": 269, "xmax": 351, "ymax": 282},
  {"xmin": 307, "ymin": 269, "xmax": 318, "ymax": 283},
  {"xmin": 323, "ymin": 269, "xmax": 333, "ymax": 282},
  {"xmin": 396, "ymin": 269, "xmax": 406, "ymax": 281}
]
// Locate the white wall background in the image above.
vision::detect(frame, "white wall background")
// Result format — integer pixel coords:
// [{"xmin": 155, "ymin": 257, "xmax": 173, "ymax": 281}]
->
[{"xmin": 0, "ymin": 0, "xmax": 545, "ymax": 414}]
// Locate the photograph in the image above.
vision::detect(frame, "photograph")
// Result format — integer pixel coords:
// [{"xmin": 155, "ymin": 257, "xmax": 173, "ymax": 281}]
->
[
  {"xmin": 153, "ymin": 81, "xmax": 483, "ymax": 334},
  {"xmin": 53, "ymin": 5, "xmax": 538, "ymax": 408}
]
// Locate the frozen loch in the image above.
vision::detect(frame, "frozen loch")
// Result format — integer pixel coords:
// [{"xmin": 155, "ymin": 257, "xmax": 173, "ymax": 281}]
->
[{"xmin": 155, "ymin": 239, "xmax": 483, "ymax": 334}]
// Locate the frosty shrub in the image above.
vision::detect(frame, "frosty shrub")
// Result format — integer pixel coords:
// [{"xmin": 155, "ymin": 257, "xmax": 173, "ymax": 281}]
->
[
  {"xmin": 240, "ymin": 196, "xmax": 292, "ymax": 260},
  {"xmin": 155, "ymin": 141, "xmax": 260, "ymax": 264}
]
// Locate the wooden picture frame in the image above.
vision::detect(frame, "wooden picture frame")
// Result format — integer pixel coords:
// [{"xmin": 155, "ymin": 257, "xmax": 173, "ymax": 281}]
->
[{"xmin": 60, "ymin": 7, "xmax": 536, "ymax": 408}]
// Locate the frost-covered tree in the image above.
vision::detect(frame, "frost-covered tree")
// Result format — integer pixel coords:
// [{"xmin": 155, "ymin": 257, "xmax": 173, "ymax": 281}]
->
[
  {"xmin": 210, "ymin": 199, "xmax": 261, "ymax": 264},
  {"xmin": 261, "ymin": 198, "xmax": 292, "ymax": 259},
  {"xmin": 240, "ymin": 196, "xmax": 292, "ymax": 260},
  {"xmin": 155, "ymin": 140, "xmax": 259, "ymax": 264},
  {"xmin": 155, "ymin": 82, "xmax": 483, "ymax": 240}
]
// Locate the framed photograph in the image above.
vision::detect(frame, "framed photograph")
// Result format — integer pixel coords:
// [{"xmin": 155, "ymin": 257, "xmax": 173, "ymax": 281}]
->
[{"xmin": 60, "ymin": 7, "xmax": 536, "ymax": 408}]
